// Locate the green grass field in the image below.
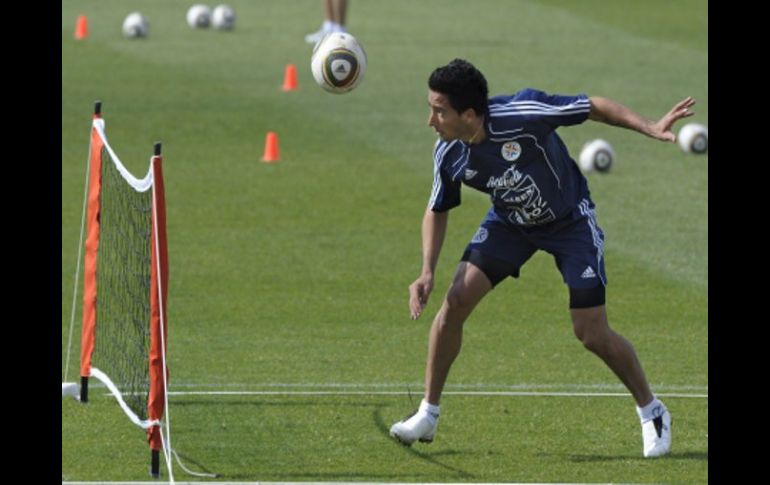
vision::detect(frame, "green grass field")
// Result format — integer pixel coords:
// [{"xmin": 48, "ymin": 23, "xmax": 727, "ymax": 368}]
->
[{"xmin": 62, "ymin": 0, "xmax": 707, "ymax": 482}]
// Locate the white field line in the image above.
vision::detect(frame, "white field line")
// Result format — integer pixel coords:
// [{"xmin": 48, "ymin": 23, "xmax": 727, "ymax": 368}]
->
[
  {"xmin": 63, "ymin": 482, "xmax": 638, "ymax": 485},
  {"xmin": 86, "ymin": 381, "xmax": 707, "ymax": 393},
  {"xmin": 93, "ymin": 382, "xmax": 707, "ymax": 399},
  {"xmin": 165, "ymin": 382, "xmax": 709, "ymax": 391},
  {"xmin": 163, "ymin": 390, "xmax": 706, "ymax": 398}
]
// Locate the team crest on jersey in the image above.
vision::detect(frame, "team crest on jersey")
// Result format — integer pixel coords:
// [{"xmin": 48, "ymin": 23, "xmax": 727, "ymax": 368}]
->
[{"xmin": 501, "ymin": 141, "xmax": 521, "ymax": 162}]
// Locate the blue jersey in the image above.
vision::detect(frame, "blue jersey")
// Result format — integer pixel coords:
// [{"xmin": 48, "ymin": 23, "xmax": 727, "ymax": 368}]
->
[{"xmin": 428, "ymin": 88, "xmax": 592, "ymax": 227}]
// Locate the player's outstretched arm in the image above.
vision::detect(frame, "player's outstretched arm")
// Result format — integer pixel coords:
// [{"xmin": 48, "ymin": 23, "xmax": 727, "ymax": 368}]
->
[{"xmin": 588, "ymin": 96, "xmax": 695, "ymax": 142}]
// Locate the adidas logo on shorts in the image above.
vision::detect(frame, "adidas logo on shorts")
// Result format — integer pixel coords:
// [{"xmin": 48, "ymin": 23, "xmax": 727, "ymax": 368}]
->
[{"xmin": 580, "ymin": 266, "xmax": 596, "ymax": 279}]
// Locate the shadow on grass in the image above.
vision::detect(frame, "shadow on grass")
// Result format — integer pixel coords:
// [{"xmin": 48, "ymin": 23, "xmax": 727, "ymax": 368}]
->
[
  {"xmin": 551, "ymin": 450, "xmax": 708, "ymax": 462},
  {"xmin": 372, "ymin": 404, "xmax": 475, "ymax": 479},
  {"xmin": 170, "ymin": 398, "xmax": 382, "ymax": 408},
  {"xmin": 169, "ymin": 397, "xmax": 478, "ymax": 480},
  {"xmin": 225, "ymin": 471, "xmax": 436, "ymax": 481}
]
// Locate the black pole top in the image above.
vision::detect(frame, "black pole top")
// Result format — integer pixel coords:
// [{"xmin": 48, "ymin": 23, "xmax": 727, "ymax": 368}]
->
[
  {"xmin": 154, "ymin": 142, "xmax": 162, "ymax": 156},
  {"xmin": 94, "ymin": 101, "xmax": 102, "ymax": 115}
]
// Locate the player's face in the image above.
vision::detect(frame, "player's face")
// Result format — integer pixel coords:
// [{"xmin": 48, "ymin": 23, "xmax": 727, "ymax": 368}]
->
[{"xmin": 428, "ymin": 90, "xmax": 469, "ymax": 141}]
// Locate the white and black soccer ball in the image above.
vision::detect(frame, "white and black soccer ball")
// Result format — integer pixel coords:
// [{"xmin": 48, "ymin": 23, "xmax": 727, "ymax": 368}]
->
[
  {"xmin": 677, "ymin": 122, "xmax": 708, "ymax": 154},
  {"xmin": 186, "ymin": 4, "xmax": 212, "ymax": 29},
  {"xmin": 212, "ymin": 4, "xmax": 235, "ymax": 30},
  {"xmin": 122, "ymin": 12, "xmax": 149, "ymax": 38},
  {"xmin": 579, "ymin": 139, "xmax": 615, "ymax": 173},
  {"xmin": 311, "ymin": 32, "xmax": 367, "ymax": 94}
]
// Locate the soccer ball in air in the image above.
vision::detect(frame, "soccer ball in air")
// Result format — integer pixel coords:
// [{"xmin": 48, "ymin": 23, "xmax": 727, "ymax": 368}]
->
[
  {"xmin": 186, "ymin": 4, "xmax": 212, "ymax": 29},
  {"xmin": 677, "ymin": 122, "xmax": 708, "ymax": 154},
  {"xmin": 212, "ymin": 5, "xmax": 235, "ymax": 30},
  {"xmin": 579, "ymin": 139, "xmax": 615, "ymax": 173},
  {"xmin": 122, "ymin": 12, "xmax": 149, "ymax": 38},
  {"xmin": 311, "ymin": 32, "xmax": 367, "ymax": 94}
]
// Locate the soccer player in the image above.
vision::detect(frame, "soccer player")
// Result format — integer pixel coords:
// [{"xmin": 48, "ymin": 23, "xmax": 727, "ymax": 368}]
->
[{"xmin": 389, "ymin": 58, "xmax": 693, "ymax": 458}]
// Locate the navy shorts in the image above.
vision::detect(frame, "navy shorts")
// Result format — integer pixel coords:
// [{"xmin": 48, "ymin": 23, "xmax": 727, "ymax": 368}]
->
[{"xmin": 462, "ymin": 199, "xmax": 606, "ymax": 289}]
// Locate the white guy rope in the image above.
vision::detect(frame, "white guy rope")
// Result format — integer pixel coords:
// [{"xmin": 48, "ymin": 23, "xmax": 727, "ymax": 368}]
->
[
  {"xmin": 63, "ymin": 124, "xmax": 92, "ymax": 383},
  {"xmin": 169, "ymin": 448, "xmax": 219, "ymax": 479},
  {"xmin": 158, "ymin": 428, "xmax": 175, "ymax": 485}
]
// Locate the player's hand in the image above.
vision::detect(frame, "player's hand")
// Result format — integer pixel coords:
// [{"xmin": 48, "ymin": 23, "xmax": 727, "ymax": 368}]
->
[
  {"xmin": 653, "ymin": 96, "xmax": 695, "ymax": 142},
  {"xmin": 408, "ymin": 274, "xmax": 434, "ymax": 320}
]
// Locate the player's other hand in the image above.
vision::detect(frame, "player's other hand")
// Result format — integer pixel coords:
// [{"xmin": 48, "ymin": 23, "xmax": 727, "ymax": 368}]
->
[
  {"xmin": 409, "ymin": 274, "xmax": 434, "ymax": 320},
  {"xmin": 654, "ymin": 96, "xmax": 696, "ymax": 142}
]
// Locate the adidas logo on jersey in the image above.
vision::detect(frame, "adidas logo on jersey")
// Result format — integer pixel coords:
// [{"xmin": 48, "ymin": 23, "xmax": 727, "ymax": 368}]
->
[
  {"xmin": 580, "ymin": 266, "xmax": 596, "ymax": 279},
  {"xmin": 464, "ymin": 169, "xmax": 478, "ymax": 180}
]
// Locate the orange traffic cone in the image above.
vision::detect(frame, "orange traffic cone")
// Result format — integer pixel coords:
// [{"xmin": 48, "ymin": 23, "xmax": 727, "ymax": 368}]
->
[
  {"xmin": 281, "ymin": 64, "xmax": 298, "ymax": 91},
  {"xmin": 261, "ymin": 132, "xmax": 280, "ymax": 162},
  {"xmin": 74, "ymin": 15, "xmax": 88, "ymax": 40}
]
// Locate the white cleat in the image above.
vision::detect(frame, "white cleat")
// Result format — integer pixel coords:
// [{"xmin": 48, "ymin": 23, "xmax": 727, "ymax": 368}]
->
[
  {"xmin": 304, "ymin": 25, "xmax": 347, "ymax": 44},
  {"xmin": 389, "ymin": 410, "xmax": 438, "ymax": 446},
  {"xmin": 304, "ymin": 28, "xmax": 327, "ymax": 45},
  {"xmin": 642, "ymin": 405, "xmax": 672, "ymax": 458}
]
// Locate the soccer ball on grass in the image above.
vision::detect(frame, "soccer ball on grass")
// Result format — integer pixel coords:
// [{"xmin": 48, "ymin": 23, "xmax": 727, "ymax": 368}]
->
[
  {"xmin": 186, "ymin": 4, "xmax": 212, "ymax": 29},
  {"xmin": 212, "ymin": 5, "xmax": 235, "ymax": 30},
  {"xmin": 579, "ymin": 139, "xmax": 615, "ymax": 173},
  {"xmin": 311, "ymin": 32, "xmax": 367, "ymax": 94},
  {"xmin": 122, "ymin": 12, "xmax": 149, "ymax": 38},
  {"xmin": 677, "ymin": 123, "xmax": 708, "ymax": 154}
]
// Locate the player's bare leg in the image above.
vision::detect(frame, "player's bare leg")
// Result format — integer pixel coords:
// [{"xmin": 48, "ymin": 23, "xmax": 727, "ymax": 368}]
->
[
  {"xmin": 425, "ymin": 262, "xmax": 492, "ymax": 404},
  {"xmin": 390, "ymin": 262, "xmax": 491, "ymax": 445},
  {"xmin": 571, "ymin": 305, "xmax": 671, "ymax": 457},
  {"xmin": 571, "ymin": 305, "xmax": 652, "ymax": 405}
]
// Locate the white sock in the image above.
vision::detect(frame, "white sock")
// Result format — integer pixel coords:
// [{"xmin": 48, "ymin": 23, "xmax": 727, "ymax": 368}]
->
[
  {"xmin": 322, "ymin": 20, "xmax": 333, "ymax": 32},
  {"xmin": 330, "ymin": 22, "xmax": 345, "ymax": 33},
  {"xmin": 636, "ymin": 396, "xmax": 665, "ymax": 423},
  {"xmin": 419, "ymin": 399, "xmax": 440, "ymax": 422}
]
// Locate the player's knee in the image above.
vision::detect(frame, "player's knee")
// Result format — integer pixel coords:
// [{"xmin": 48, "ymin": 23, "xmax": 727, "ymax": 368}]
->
[
  {"xmin": 576, "ymin": 328, "xmax": 605, "ymax": 353},
  {"xmin": 445, "ymin": 285, "xmax": 472, "ymax": 310},
  {"xmin": 572, "ymin": 315, "xmax": 608, "ymax": 353}
]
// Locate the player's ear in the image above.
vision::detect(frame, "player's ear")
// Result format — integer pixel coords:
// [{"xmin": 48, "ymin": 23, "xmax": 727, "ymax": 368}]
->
[{"xmin": 460, "ymin": 108, "xmax": 477, "ymax": 123}]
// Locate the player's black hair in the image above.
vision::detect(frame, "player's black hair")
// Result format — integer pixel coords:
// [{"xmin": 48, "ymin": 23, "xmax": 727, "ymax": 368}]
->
[{"xmin": 428, "ymin": 58, "xmax": 489, "ymax": 117}]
